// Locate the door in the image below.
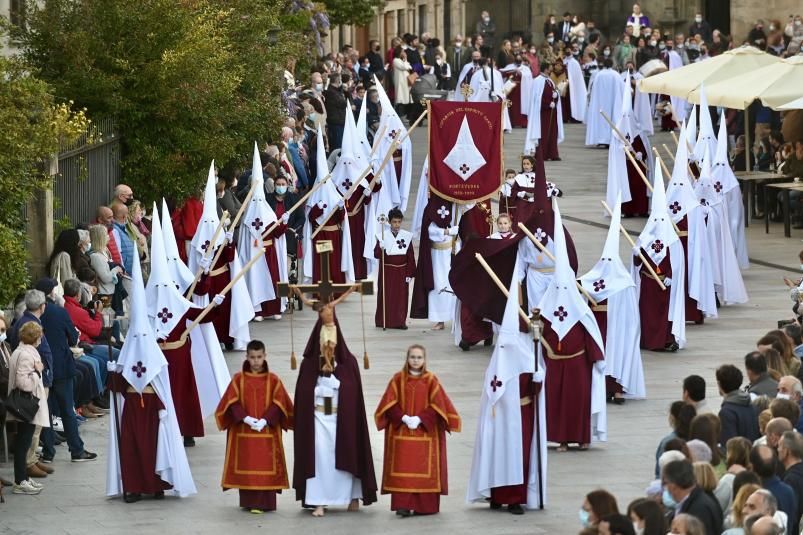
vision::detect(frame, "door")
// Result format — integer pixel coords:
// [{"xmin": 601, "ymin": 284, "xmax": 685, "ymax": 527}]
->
[{"xmin": 705, "ymin": 0, "xmax": 730, "ymax": 36}]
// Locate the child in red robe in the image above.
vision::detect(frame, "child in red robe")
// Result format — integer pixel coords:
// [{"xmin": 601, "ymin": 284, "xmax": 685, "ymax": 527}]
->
[
  {"xmin": 374, "ymin": 208, "xmax": 416, "ymax": 329},
  {"xmin": 215, "ymin": 340, "xmax": 294, "ymax": 513},
  {"xmin": 375, "ymin": 344, "xmax": 461, "ymax": 516}
]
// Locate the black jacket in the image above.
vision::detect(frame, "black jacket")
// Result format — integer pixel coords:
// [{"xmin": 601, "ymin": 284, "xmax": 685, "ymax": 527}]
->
[
  {"xmin": 719, "ymin": 391, "xmax": 761, "ymax": 444},
  {"xmin": 323, "ymin": 85, "xmax": 348, "ymax": 126},
  {"xmin": 266, "ymin": 191, "xmax": 304, "ymax": 256},
  {"xmin": 677, "ymin": 487, "xmax": 723, "ymax": 535}
]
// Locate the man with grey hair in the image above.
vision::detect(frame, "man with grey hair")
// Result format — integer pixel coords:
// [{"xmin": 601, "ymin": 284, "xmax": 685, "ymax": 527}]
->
[
  {"xmin": 111, "ymin": 184, "xmax": 134, "ymax": 208},
  {"xmin": 744, "ymin": 489, "xmax": 779, "ymax": 519},
  {"xmin": 748, "ymin": 514, "xmax": 785, "ymax": 535},
  {"xmin": 779, "ymin": 429, "xmax": 803, "ymax": 533},
  {"xmin": 761, "ymin": 418, "xmax": 793, "ymax": 449},
  {"xmin": 777, "ymin": 375, "xmax": 803, "ymax": 432}
]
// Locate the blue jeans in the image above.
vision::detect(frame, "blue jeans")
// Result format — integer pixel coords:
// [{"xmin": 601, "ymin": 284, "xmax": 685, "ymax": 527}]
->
[
  {"xmin": 42, "ymin": 377, "xmax": 84, "ymax": 457},
  {"xmin": 84, "ymin": 344, "xmax": 119, "ymax": 389},
  {"xmin": 78, "ymin": 355, "xmax": 103, "ymax": 392}
]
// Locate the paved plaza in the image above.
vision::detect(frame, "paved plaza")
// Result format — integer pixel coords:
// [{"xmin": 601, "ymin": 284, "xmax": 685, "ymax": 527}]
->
[{"xmin": 2, "ymin": 122, "xmax": 801, "ymax": 534}]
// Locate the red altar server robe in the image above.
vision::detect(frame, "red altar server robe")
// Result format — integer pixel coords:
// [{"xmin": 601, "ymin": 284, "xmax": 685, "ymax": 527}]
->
[
  {"xmin": 375, "ymin": 369, "xmax": 461, "ymax": 514},
  {"xmin": 374, "ymin": 228, "xmax": 416, "ymax": 328},
  {"xmin": 216, "ymin": 365, "xmax": 294, "ymax": 511}
]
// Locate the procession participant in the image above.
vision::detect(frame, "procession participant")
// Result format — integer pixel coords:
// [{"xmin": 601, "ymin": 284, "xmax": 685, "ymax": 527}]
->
[
  {"xmin": 171, "ymin": 193, "xmax": 204, "ymax": 264},
  {"xmin": 106, "ymin": 252, "xmax": 196, "ymax": 503},
  {"xmin": 606, "ymin": 71, "xmax": 649, "ymax": 217},
  {"xmin": 292, "ymin": 286, "xmax": 377, "ymax": 517},
  {"xmin": 146, "ymin": 206, "xmax": 229, "ymax": 447},
  {"xmin": 215, "ymin": 340, "xmax": 293, "ymax": 514},
  {"xmin": 490, "ymin": 213, "xmax": 516, "ymax": 240},
  {"xmin": 467, "ymin": 273, "xmax": 546, "ymax": 514},
  {"xmin": 238, "ymin": 145, "xmax": 288, "ymax": 321},
  {"xmin": 410, "ymin": 194, "xmax": 459, "ymax": 330},
  {"xmin": 538, "ymin": 198, "xmax": 606, "ymax": 452},
  {"xmin": 302, "ymin": 126, "xmax": 356, "ymax": 287},
  {"xmin": 375, "ymin": 344, "xmax": 461, "ymax": 516},
  {"xmin": 549, "ymin": 56, "xmax": 568, "ymax": 121},
  {"xmin": 499, "ymin": 54, "xmax": 533, "ymax": 128},
  {"xmin": 658, "ymin": 38, "xmax": 687, "ymax": 131},
  {"xmin": 159, "ymin": 199, "xmax": 195, "ymax": 294},
  {"xmin": 510, "ymin": 155, "xmax": 563, "ymax": 222},
  {"xmin": 633, "ymin": 163, "xmax": 686, "ymax": 352},
  {"xmin": 579, "ymin": 196, "xmax": 646, "ymax": 405},
  {"xmin": 563, "ymin": 48, "xmax": 587, "ymax": 124},
  {"xmin": 585, "ymin": 58, "xmax": 622, "ymax": 147},
  {"xmin": 524, "ymin": 61, "xmax": 563, "ymax": 161},
  {"xmin": 667, "ymin": 123, "xmax": 717, "ymax": 324},
  {"xmin": 372, "ymin": 76, "xmax": 413, "ymax": 213},
  {"xmin": 460, "ymin": 56, "xmax": 511, "ymax": 132},
  {"xmin": 374, "ymin": 208, "xmax": 415, "ymax": 329},
  {"xmin": 498, "ymin": 169, "xmax": 518, "ymax": 221}
]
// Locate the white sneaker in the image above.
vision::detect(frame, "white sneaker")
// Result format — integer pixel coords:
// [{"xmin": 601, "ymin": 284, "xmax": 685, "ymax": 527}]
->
[
  {"xmin": 13, "ymin": 479, "xmax": 42, "ymax": 495},
  {"xmin": 27, "ymin": 478, "xmax": 44, "ymax": 490},
  {"xmin": 271, "ymin": 315, "xmax": 282, "ymax": 321},
  {"xmin": 253, "ymin": 316, "xmax": 264, "ymax": 322},
  {"xmin": 53, "ymin": 416, "xmax": 64, "ymax": 432}
]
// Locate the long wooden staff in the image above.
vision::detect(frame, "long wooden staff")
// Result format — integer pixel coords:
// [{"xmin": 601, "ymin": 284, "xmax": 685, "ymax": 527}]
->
[
  {"xmin": 378, "ymin": 213, "xmax": 387, "ymax": 330},
  {"xmin": 662, "ymin": 143, "xmax": 676, "ymax": 163},
  {"xmin": 261, "ymin": 173, "xmax": 333, "ymax": 241},
  {"xmin": 516, "ymin": 222, "xmax": 598, "ymax": 307},
  {"xmin": 474, "ymin": 252, "xmax": 531, "ymax": 324},
  {"xmin": 185, "ymin": 210, "xmax": 230, "ymax": 298},
  {"xmin": 654, "ymin": 146, "xmax": 695, "ymax": 184},
  {"xmin": 204, "ymin": 180, "xmax": 258, "ymax": 278},
  {"xmin": 599, "ymin": 200, "xmax": 666, "ymax": 291},
  {"xmin": 599, "ymin": 110, "xmax": 653, "ymax": 193}
]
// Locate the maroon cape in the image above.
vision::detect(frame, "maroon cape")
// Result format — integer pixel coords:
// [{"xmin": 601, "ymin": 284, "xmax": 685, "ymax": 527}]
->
[
  {"xmin": 292, "ymin": 315, "xmax": 378, "ymax": 505},
  {"xmin": 636, "ymin": 249, "xmax": 675, "ymax": 350},
  {"xmin": 676, "ymin": 217, "xmax": 704, "ymax": 324},
  {"xmin": 209, "ymin": 243, "xmax": 235, "ymax": 345},
  {"xmin": 621, "ymin": 135, "xmax": 650, "ymax": 216},
  {"xmin": 410, "ymin": 194, "xmax": 452, "ymax": 320},
  {"xmin": 537, "ymin": 76, "xmax": 560, "ymax": 161}
]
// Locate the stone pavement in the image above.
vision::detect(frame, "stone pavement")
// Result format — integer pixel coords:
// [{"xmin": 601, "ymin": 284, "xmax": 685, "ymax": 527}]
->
[{"xmin": 2, "ymin": 122, "xmax": 801, "ymax": 534}]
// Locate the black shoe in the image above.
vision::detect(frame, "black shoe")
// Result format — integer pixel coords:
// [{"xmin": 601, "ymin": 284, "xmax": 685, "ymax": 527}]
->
[
  {"xmin": 458, "ymin": 340, "xmax": 471, "ymax": 352},
  {"xmin": 489, "ymin": 501, "xmax": 502, "ymax": 510},
  {"xmin": 483, "ymin": 337, "xmax": 493, "ymax": 347},
  {"xmin": 71, "ymin": 450, "xmax": 98, "ymax": 462},
  {"xmin": 124, "ymin": 493, "xmax": 142, "ymax": 503},
  {"xmin": 153, "ymin": 491, "xmax": 165, "ymax": 500},
  {"xmin": 664, "ymin": 341, "xmax": 680, "ymax": 352},
  {"xmin": 183, "ymin": 436, "xmax": 196, "ymax": 447},
  {"xmin": 396, "ymin": 509, "xmax": 413, "ymax": 517},
  {"xmin": 508, "ymin": 504, "xmax": 525, "ymax": 515},
  {"xmin": 398, "ymin": 325, "xmax": 408, "ymax": 330},
  {"xmin": 93, "ymin": 397, "xmax": 110, "ymax": 410},
  {"xmin": 225, "ymin": 342, "xmax": 235, "ymax": 351},
  {"xmin": 613, "ymin": 397, "xmax": 625, "ymax": 405}
]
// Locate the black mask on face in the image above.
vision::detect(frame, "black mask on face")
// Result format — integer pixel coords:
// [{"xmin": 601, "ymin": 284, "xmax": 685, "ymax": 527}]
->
[{"xmin": 124, "ymin": 197, "xmax": 135, "ymax": 207}]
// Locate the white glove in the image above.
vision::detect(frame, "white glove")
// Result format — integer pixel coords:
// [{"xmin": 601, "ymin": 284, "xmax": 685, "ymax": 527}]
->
[
  {"xmin": 401, "ymin": 414, "xmax": 412, "ymax": 427},
  {"xmin": 317, "ymin": 200, "xmax": 326, "ymax": 209},
  {"xmin": 107, "ymin": 361, "xmax": 119, "ymax": 372},
  {"xmin": 405, "ymin": 277, "xmax": 412, "ymax": 283},
  {"xmin": 378, "ymin": 240, "xmax": 385, "ymax": 250},
  {"xmin": 243, "ymin": 416, "xmax": 259, "ymax": 427},
  {"xmin": 212, "ymin": 294, "xmax": 225, "ymax": 306},
  {"xmin": 549, "ymin": 102, "xmax": 556, "ymax": 109},
  {"xmin": 224, "ymin": 231, "xmax": 234, "ymax": 242},
  {"xmin": 158, "ymin": 409, "xmax": 168, "ymax": 420},
  {"xmin": 635, "ymin": 151, "xmax": 643, "ymax": 161},
  {"xmin": 253, "ymin": 418, "xmax": 268, "ymax": 432},
  {"xmin": 320, "ymin": 375, "xmax": 341, "ymax": 389},
  {"xmin": 663, "ymin": 277, "xmax": 672, "ymax": 287},
  {"xmin": 632, "ymin": 246, "xmax": 642, "ymax": 257},
  {"xmin": 447, "ymin": 226, "xmax": 459, "ymax": 236},
  {"xmin": 337, "ymin": 199, "xmax": 345, "ymax": 208},
  {"xmin": 594, "ymin": 361, "xmax": 606, "ymax": 373},
  {"xmin": 281, "ymin": 212, "xmax": 290, "ymax": 224},
  {"xmin": 517, "ymin": 191, "xmax": 526, "ymax": 199},
  {"xmin": 533, "ymin": 370, "xmax": 545, "ymax": 383},
  {"xmin": 407, "ymin": 416, "xmax": 422, "ymax": 430},
  {"xmin": 200, "ymin": 255, "xmax": 212, "ymax": 273}
]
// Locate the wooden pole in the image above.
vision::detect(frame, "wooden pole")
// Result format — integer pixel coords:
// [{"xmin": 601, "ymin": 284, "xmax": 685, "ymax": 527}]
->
[
  {"xmin": 599, "ymin": 200, "xmax": 667, "ymax": 291},
  {"xmin": 598, "ymin": 110, "xmax": 653, "ymax": 192},
  {"xmin": 516, "ymin": 222, "xmax": 599, "ymax": 307},
  {"xmin": 261, "ymin": 173, "xmax": 332, "ymax": 240},
  {"xmin": 370, "ymin": 124, "xmax": 388, "ymax": 156},
  {"xmin": 474, "ymin": 252, "xmax": 531, "ymax": 325},
  {"xmin": 655, "ymin": 146, "xmax": 695, "ymax": 183},
  {"xmin": 208, "ymin": 180, "xmax": 258, "ymax": 272},
  {"xmin": 185, "ymin": 210, "xmax": 230, "ymax": 299},
  {"xmin": 662, "ymin": 143, "xmax": 676, "ymax": 163}
]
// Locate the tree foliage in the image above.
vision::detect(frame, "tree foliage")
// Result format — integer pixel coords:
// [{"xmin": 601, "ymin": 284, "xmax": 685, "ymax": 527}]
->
[
  {"xmin": 11, "ymin": 0, "xmax": 307, "ymax": 204},
  {"xmin": 322, "ymin": 0, "xmax": 384, "ymax": 28},
  {"xmin": 0, "ymin": 56, "xmax": 88, "ymax": 305}
]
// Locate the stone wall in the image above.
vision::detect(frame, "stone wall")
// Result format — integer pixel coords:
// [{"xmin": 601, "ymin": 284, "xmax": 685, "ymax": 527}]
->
[{"xmin": 729, "ymin": 0, "xmax": 801, "ymax": 44}]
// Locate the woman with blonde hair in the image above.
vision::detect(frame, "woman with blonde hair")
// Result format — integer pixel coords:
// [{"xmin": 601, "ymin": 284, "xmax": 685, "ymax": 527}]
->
[
  {"xmin": 88, "ymin": 224, "xmax": 123, "ymax": 303},
  {"xmin": 715, "ymin": 436, "xmax": 751, "ymax": 512},
  {"xmin": 722, "ymin": 483, "xmax": 761, "ymax": 533}
]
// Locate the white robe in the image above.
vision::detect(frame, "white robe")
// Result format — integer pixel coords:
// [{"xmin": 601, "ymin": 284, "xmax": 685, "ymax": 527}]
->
[
  {"xmin": 564, "ymin": 56, "xmax": 587, "ymax": 122},
  {"xmin": 585, "ymin": 69, "xmax": 622, "ymax": 146},
  {"xmin": 305, "ymin": 375, "xmax": 362, "ymax": 505},
  {"xmin": 667, "ymin": 51, "xmax": 688, "ymax": 124},
  {"xmin": 189, "ymin": 295, "xmax": 234, "ymax": 418},
  {"xmin": 515, "ymin": 236, "xmax": 555, "ymax": 308},
  {"xmin": 524, "ymin": 75, "xmax": 564, "ymax": 154},
  {"xmin": 428, "ymin": 222, "xmax": 456, "ymax": 322},
  {"xmin": 227, "ymin": 249, "xmax": 254, "ymax": 350}
]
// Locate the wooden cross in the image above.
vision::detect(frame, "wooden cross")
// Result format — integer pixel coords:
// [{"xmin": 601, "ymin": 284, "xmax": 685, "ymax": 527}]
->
[
  {"xmin": 277, "ymin": 240, "xmax": 373, "ymax": 303},
  {"xmin": 460, "ymin": 83, "xmax": 474, "ymax": 101}
]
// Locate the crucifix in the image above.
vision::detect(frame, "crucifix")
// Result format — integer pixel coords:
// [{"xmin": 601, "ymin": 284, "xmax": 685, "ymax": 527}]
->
[
  {"xmin": 460, "ymin": 82, "xmax": 474, "ymax": 101},
  {"xmin": 278, "ymin": 240, "xmax": 374, "ymax": 410}
]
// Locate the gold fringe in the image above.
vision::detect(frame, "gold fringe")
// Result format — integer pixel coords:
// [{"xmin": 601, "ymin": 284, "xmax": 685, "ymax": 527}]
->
[
  {"xmin": 290, "ymin": 351, "xmax": 297, "ymax": 371},
  {"xmin": 363, "ymin": 351, "xmax": 370, "ymax": 370}
]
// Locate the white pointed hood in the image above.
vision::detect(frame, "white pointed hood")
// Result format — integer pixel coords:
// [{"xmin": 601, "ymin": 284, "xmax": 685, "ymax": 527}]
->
[
  {"xmin": 685, "ymin": 105, "xmax": 698, "ymax": 162},
  {"xmin": 121, "ymin": 250, "xmax": 170, "ymax": 393},
  {"xmin": 242, "ymin": 142, "xmax": 277, "ymax": 241},
  {"xmin": 373, "ymin": 74, "xmax": 413, "ymax": 212},
  {"xmin": 146, "ymin": 202, "xmax": 194, "ymax": 339},
  {"xmin": 190, "ymin": 161, "xmax": 223, "ymax": 257},
  {"xmin": 616, "ymin": 71, "xmax": 639, "ymax": 142},
  {"xmin": 666, "ymin": 122, "xmax": 701, "ymax": 223},
  {"xmin": 356, "ymin": 94, "xmax": 374, "ymax": 162},
  {"xmin": 331, "ymin": 109, "xmax": 370, "ymax": 197},
  {"xmin": 695, "ymin": 146, "xmax": 723, "ymax": 206},
  {"xmin": 372, "ymin": 74, "xmax": 408, "ymax": 143},
  {"xmin": 308, "ymin": 125, "xmax": 343, "ymax": 210},
  {"xmin": 579, "ymin": 195, "xmax": 636, "ymax": 301},
  {"xmin": 711, "ymin": 110, "xmax": 740, "ymax": 193},
  {"xmin": 160, "ymin": 198, "xmax": 195, "ymax": 293},
  {"xmin": 694, "ymin": 84, "xmax": 717, "ymax": 164},
  {"xmin": 538, "ymin": 198, "xmax": 604, "ymax": 348},
  {"xmin": 637, "ymin": 160, "xmax": 678, "ymax": 266}
]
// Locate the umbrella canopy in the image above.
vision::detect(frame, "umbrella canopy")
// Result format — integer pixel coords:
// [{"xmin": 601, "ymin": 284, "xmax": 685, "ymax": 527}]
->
[
  {"xmin": 638, "ymin": 46, "xmax": 779, "ymax": 99},
  {"xmin": 687, "ymin": 55, "xmax": 803, "ymax": 109},
  {"xmin": 778, "ymin": 95, "xmax": 803, "ymax": 110}
]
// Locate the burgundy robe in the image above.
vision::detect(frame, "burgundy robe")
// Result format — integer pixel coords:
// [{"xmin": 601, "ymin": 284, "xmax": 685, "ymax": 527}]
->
[
  {"xmin": 506, "ymin": 70, "xmax": 528, "ymax": 128},
  {"xmin": 458, "ymin": 203, "xmax": 493, "ymax": 345},
  {"xmin": 676, "ymin": 217, "xmax": 704, "ymax": 324},
  {"xmin": 621, "ymin": 135, "xmax": 650, "ymax": 216},
  {"xmin": 308, "ymin": 204, "xmax": 345, "ymax": 286},
  {"xmin": 374, "ymin": 237, "xmax": 416, "ymax": 328},
  {"xmin": 209, "ymin": 243, "xmax": 235, "ymax": 345},
  {"xmin": 542, "ymin": 321, "xmax": 604, "ymax": 444},
  {"xmin": 490, "ymin": 373, "xmax": 537, "ymax": 505},
  {"xmin": 258, "ymin": 220, "xmax": 288, "ymax": 317},
  {"xmin": 538, "ymin": 77, "xmax": 560, "ymax": 161},
  {"xmin": 345, "ymin": 184, "xmax": 375, "ymax": 281},
  {"xmin": 292, "ymin": 316, "xmax": 378, "ymax": 505},
  {"xmin": 109, "ymin": 373, "xmax": 172, "ymax": 495},
  {"xmin": 636, "ymin": 250, "xmax": 675, "ymax": 350}
]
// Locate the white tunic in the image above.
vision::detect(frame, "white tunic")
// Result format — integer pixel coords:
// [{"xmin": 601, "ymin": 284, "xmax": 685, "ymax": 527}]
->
[
  {"xmin": 585, "ymin": 69, "xmax": 623, "ymax": 146},
  {"xmin": 305, "ymin": 375, "xmax": 363, "ymax": 506},
  {"xmin": 515, "ymin": 235, "xmax": 555, "ymax": 307},
  {"xmin": 428, "ymin": 222, "xmax": 456, "ymax": 322}
]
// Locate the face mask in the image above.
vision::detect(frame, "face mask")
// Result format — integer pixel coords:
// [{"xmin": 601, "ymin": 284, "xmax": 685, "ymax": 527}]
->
[
  {"xmin": 578, "ymin": 509, "xmax": 591, "ymax": 527},
  {"xmin": 695, "ymin": 16, "xmax": 703, "ymax": 23},
  {"xmin": 796, "ymin": 20, "xmax": 802, "ymax": 27},
  {"xmin": 770, "ymin": 25, "xmax": 776, "ymax": 31},
  {"xmin": 362, "ymin": 63, "xmax": 369, "ymax": 69},
  {"xmin": 676, "ymin": 43, "xmax": 684, "ymax": 49},
  {"xmin": 603, "ymin": 50, "xmax": 610, "ymax": 56},
  {"xmin": 662, "ymin": 489, "xmax": 677, "ymax": 508},
  {"xmin": 275, "ymin": 185, "xmax": 288, "ymax": 195},
  {"xmin": 650, "ymin": 40, "xmax": 657, "ymax": 46},
  {"xmin": 124, "ymin": 198, "xmax": 135, "ymax": 207},
  {"xmin": 633, "ymin": 524, "xmax": 644, "ymax": 535},
  {"xmin": 309, "ymin": 112, "xmax": 317, "ymax": 122},
  {"xmin": 778, "ymin": 393, "xmax": 792, "ymax": 400},
  {"xmin": 578, "ymin": 37, "xmax": 585, "ymax": 43},
  {"xmin": 550, "ymin": 18, "xmax": 555, "ymax": 24},
  {"xmin": 314, "ymin": 83, "xmax": 323, "ymax": 91},
  {"xmin": 483, "ymin": 16, "xmax": 490, "ymax": 23},
  {"xmin": 0, "ymin": 332, "xmax": 6, "ymax": 343},
  {"xmin": 547, "ymin": 37, "xmax": 554, "ymax": 44},
  {"xmin": 800, "ymin": 263, "xmax": 803, "ymax": 271},
  {"xmin": 659, "ymin": 43, "xmax": 666, "ymax": 50},
  {"xmin": 455, "ymin": 41, "xmax": 462, "ymax": 47}
]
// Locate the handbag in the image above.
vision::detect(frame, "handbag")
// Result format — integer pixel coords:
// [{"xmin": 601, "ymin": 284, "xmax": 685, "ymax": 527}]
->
[{"xmin": 5, "ymin": 388, "xmax": 40, "ymax": 423}]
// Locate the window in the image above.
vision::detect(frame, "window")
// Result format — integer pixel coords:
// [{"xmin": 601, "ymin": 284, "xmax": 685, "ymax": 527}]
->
[
  {"xmin": 10, "ymin": 0, "xmax": 26, "ymax": 27},
  {"xmin": 418, "ymin": 4, "xmax": 427, "ymax": 36}
]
